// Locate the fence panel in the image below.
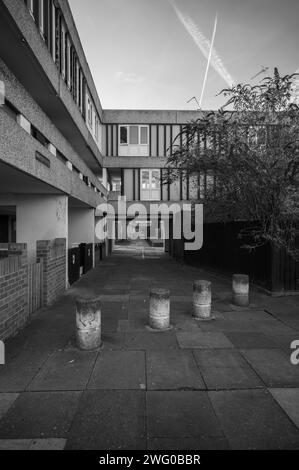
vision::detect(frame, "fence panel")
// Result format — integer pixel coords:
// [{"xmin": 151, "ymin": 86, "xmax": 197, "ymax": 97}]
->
[
  {"xmin": 176, "ymin": 222, "xmax": 298, "ymax": 294},
  {"xmin": 28, "ymin": 260, "xmax": 43, "ymax": 315},
  {"xmin": 0, "ymin": 256, "xmax": 21, "ymax": 276}
]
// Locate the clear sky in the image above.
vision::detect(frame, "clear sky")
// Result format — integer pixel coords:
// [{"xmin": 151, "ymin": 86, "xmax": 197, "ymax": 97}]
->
[{"xmin": 69, "ymin": 0, "xmax": 299, "ymax": 110}]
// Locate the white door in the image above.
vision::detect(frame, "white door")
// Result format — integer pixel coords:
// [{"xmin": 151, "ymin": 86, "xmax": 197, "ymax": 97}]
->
[{"xmin": 140, "ymin": 169, "xmax": 161, "ymax": 201}]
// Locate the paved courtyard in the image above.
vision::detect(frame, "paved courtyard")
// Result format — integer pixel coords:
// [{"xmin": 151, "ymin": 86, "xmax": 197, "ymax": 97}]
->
[{"xmin": 0, "ymin": 243, "xmax": 299, "ymax": 450}]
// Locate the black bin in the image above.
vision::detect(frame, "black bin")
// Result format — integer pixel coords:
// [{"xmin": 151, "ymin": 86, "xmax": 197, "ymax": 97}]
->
[
  {"xmin": 68, "ymin": 247, "xmax": 80, "ymax": 285},
  {"xmin": 80, "ymin": 243, "xmax": 93, "ymax": 274}
]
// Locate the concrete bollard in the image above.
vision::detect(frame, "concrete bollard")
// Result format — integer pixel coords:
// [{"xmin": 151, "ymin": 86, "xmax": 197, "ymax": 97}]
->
[
  {"xmin": 149, "ymin": 288, "xmax": 170, "ymax": 330},
  {"xmin": 193, "ymin": 280, "xmax": 212, "ymax": 320},
  {"xmin": 232, "ymin": 274, "xmax": 250, "ymax": 307},
  {"xmin": 75, "ymin": 297, "xmax": 102, "ymax": 350}
]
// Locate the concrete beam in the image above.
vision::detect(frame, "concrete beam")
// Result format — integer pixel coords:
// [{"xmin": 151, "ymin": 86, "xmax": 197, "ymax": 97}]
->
[
  {"xmin": 103, "ymin": 157, "xmax": 168, "ymax": 169},
  {"xmin": 103, "ymin": 109, "xmax": 204, "ymax": 124}
]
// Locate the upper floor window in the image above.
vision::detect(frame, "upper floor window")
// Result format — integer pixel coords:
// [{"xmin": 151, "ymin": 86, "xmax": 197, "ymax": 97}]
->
[
  {"xmin": 27, "ymin": 0, "xmax": 34, "ymax": 18},
  {"xmin": 87, "ymin": 97, "xmax": 93, "ymax": 128},
  {"xmin": 66, "ymin": 36, "xmax": 71, "ymax": 89},
  {"xmin": 119, "ymin": 125, "xmax": 149, "ymax": 146},
  {"xmin": 119, "ymin": 125, "xmax": 149, "ymax": 157},
  {"xmin": 39, "ymin": 0, "xmax": 45, "ymax": 36},
  {"xmin": 61, "ymin": 22, "xmax": 66, "ymax": 79},
  {"xmin": 95, "ymin": 115, "xmax": 100, "ymax": 142},
  {"xmin": 112, "ymin": 180, "xmax": 122, "ymax": 192}
]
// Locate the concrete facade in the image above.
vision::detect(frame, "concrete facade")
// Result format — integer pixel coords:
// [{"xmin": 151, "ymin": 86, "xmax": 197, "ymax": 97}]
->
[
  {"xmin": 0, "ymin": 0, "xmax": 109, "ymax": 338},
  {"xmin": 102, "ymin": 109, "xmax": 202, "ymax": 211},
  {"xmin": 0, "ymin": 0, "xmax": 200, "ymax": 339}
]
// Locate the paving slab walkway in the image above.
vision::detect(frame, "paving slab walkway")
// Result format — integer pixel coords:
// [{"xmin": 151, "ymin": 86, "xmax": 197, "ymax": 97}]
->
[{"xmin": 0, "ymin": 242, "xmax": 299, "ymax": 450}]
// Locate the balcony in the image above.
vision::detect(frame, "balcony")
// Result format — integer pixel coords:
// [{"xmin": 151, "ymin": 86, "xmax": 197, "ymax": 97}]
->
[{"xmin": 0, "ymin": 108, "xmax": 106, "ymax": 208}]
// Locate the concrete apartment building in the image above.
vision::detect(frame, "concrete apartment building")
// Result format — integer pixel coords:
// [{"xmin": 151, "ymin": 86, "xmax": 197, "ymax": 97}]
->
[{"xmin": 0, "ymin": 0, "xmax": 199, "ymax": 340}]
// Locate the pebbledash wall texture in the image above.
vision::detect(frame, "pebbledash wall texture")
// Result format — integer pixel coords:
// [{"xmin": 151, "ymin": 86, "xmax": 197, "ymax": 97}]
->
[
  {"xmin": 0, "ymin": 244, "xmax": 29, "ymax": 340},
  {"xmin": 37, "ymin": 239, "xmax": 67, "ymax": 306}
]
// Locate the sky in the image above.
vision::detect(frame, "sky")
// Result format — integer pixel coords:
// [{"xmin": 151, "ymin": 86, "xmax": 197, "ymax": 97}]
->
[{"xmin": 69, "ymin": 0, "xmax": 299, "ymax": 110}]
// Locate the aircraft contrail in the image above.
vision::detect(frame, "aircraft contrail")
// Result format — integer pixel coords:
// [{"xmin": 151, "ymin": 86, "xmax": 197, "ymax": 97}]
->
[
  {"xmin": 199, "ymin": 14, "xmax": 218, "ymax": 108},
  {"xmin": 169, "ymin": 0, "xmax": 235, "ymax": 88}
]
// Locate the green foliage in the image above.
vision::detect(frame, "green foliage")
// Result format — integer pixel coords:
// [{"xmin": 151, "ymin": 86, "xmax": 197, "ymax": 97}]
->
[{"xmin": 166, "ymin": 69, "xmax": 299, "ymax": 259}]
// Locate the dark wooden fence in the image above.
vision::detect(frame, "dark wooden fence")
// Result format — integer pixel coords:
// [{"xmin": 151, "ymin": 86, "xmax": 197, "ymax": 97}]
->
[{"xmin": 169, "ymin": 221, "xmax": 299, "ymax": 294}]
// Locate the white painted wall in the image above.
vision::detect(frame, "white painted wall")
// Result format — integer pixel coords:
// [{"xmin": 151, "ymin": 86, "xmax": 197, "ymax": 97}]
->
[
  {"xmin": 16, "ymin": 195, "xmax": 68, "ymax": 262},
  {"xmin": 68, "ymin": 207, "xmax": 95, "ymax": 246}
]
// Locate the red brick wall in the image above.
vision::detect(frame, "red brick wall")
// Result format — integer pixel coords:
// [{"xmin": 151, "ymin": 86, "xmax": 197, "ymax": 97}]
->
[
  {"xmin": 37, "ymin": 238, "xmax": 66, "ymax": 306},
  {"xmin": 0, "ymin": 244, "xmax": 28, "ymax": 340}
]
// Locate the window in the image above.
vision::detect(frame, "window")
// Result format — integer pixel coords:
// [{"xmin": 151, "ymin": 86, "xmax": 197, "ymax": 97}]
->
[
  {"xmin": 120, "ymin": 126, "xmax": 128, "ymax": 144},
  {"xmin": 87, "ymin": 97, "xmax": 93, "ymax": 128},
  {"xmin": 130, "ymin": 126, "xmax": 139, "ymax": 145},
  {"xmin": 112, "ymin": 180, "xmax": 121, "ymax": 192},
  {"xmin": 51, "ymin": 1, "xmax": 56, "ymax": 61},
  {"xmin": 28, "ymin": 0, "xmax": 34, "ymax": 18},
  {"xmin": 61, "ymin": 22, "xmax": 66, "ymax": 79},
  {"xmin": 79, "ymin": 72, "xmax": 84, "ymax": 113},
  {"xmin": 66, "ymin": 36, "xmax": 71, "ymax": 89},
  {"xmin": 76, "ymin": 62, "xmax": 80, "ymax": 105},
  {"xmin": 95, "ymin": 115, "xmax": 99, "ymax": 142},
  {"xmin": 54, "ymin": 8, "xmax": 60, "ymax": 68},
  {"xmin": 25, "ymin": 0, "xmax": 87, "ymax": 118},
  {"xmin": 140, "ymin": 169, "xmax": 161, "ymax": 201},
  {"xmin": 119, "ymin": 125, "xmax": 149, "ymax": 145},
  {"xmin": 39, "ymin": 0, "xmax": 44, "ymax": 36}
]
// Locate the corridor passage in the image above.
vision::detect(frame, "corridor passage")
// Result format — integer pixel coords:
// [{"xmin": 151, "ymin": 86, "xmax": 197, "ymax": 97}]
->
[{"xmin": 0, "ymin": 245, "xmax": 299, "ymax": 450}]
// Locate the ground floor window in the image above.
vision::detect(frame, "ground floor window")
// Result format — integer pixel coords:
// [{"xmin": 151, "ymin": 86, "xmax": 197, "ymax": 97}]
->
[{"xmin": 140, "ymin": 169, "xmax": 160, "ymax": 201}]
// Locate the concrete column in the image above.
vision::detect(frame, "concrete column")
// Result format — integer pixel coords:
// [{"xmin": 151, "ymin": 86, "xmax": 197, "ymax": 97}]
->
[
  {"xmin": 76, "ymin": 297, "xmax": 102, "ymax": 350},
  {"xmin": 149, "ymin": 288, "xmax": 170, "ymax": 330},
  {"xmin": 193, "ymin": 280, "xmax": 212, "ymax": 320},
  {"xmin": 102, "ymin": 168, "xmax": 108, "ymax": 189},
  {"xmin": 232, "ymin": 274, "xmax": 250, "ymax": 306}
]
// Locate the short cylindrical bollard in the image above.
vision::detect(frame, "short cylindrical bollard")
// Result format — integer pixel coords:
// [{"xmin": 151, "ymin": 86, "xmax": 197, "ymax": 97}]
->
[
  {"xmin": 193, "ymin": 280, "xmax": 212, "ymax": 320},
  {"xmin": 149, "ymin": 288, "xmax": 170, "ymax": 330},
  {"xmin": 75, "ymin": 297, "xmax": 102, "ymax": 350},
  {"xmin": 232, "ymin": 274, "xmax": 250, "ymax": 307}
]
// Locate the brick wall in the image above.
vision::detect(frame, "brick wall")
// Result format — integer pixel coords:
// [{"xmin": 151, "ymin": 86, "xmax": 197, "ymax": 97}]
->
[
  {"xmin": 0, "ymin": 244, "xmax": 28, "ymax": 340},
  {"xmin": 37, "ymin": 238, "xmax": 66, "ymax": 306}
]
